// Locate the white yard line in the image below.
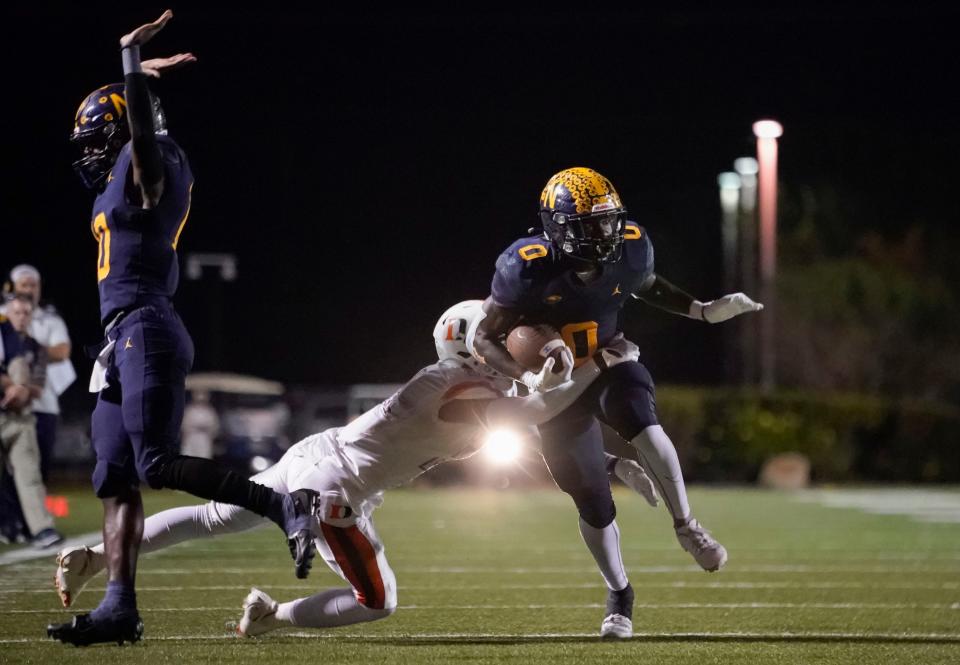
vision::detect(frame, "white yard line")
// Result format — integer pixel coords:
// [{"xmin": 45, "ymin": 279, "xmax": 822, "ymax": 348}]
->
[
  {"xmin": 0, "ymin": 531, "xmax": 100, "ymax": 568},
  {"xmin": 3, "ymin": 580, "xmax": 959, "ymax": 595},
  {"xmin": 5, "ymin": 564, "xmax": 959, "ymax": 575},
  {"xmin": 795, "ymin": 489, "xmax": 960, "ymax": 524},
  {"xmin": 4, "ymin": 630, "xmax": 960, "ymax": 644},
  {"xmin": 10, "ymin": 601, "xmax": 959, "ymax": 614}
]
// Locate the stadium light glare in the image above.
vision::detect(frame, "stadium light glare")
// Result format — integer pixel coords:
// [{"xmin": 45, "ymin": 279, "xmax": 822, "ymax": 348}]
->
[
  {"xmin": 717, "ymin": 172, "xmax": 742, "ymax": 191},
  {"xmin": 250, "ymin": 455, "xmax": 272, "ymax": 473},
  {"xmin": 752, "ymin": 120, "xmax": 783, "ymax": 139},
  {"xmin": 734, "ymin": 157, "xmax": 759, "ymax": 176},
  {"xmin": 482, "ymin": 429, "xmax": 523, "ymax": 466}
]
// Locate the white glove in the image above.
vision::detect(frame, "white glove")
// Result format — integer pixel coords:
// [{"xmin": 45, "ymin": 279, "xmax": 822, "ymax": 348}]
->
[
  {"xmin": 614, "ymin": 459, "xmax": 659, "ymax": 507},
  {"xmin": 596, "ymin": 333, "xmax": 640, "ymax": 369},
  {"xmin": 520, "ymin": 346, "xmax": 574, "ymax": 393},
  {"xmin": 690, "ymin": 292, "xmax": 763, "ymax": 323}
]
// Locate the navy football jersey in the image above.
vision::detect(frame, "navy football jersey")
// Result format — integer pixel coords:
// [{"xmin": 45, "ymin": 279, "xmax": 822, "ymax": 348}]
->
[
  {"xmin": 90, "ymin": 134, "xmax": 193, "ymax": 324},
  {"xmin": 491, "ymin": 222, "xmax": 654, "ymax": 365}
]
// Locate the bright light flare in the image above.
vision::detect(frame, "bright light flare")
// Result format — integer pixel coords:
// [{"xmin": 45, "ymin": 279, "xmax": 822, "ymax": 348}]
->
[
  {"xmin": 717, "ymin": 172, "xmax": 742, "ymax": 190},
  {"xmin": 734, "ymin": 156, "xmax": 759, "ymax": 176},
  {"xmin": 482, "ymin": 429, "xmax": 523, "ymax": 466},
  {"xmin": 250, "ymin": 455, "xmax": 271, "ymax": 473},
  {"xmin": 752, "ymin": 119, "xmax": 783, "ymax": 139}
]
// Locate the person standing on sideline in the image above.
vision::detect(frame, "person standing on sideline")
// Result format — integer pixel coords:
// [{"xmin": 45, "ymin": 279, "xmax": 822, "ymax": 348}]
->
[{"xmin": 0, "ymin": 294, "xmax": 64, "ymax": 548}]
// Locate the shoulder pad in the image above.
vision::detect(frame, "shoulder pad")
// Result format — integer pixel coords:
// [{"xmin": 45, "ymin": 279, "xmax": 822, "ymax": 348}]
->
[
  {"xmin": 622, "ymin": 223, "xmax": 654, "ymax": 276},
  {"xmin": 501, "ymin": 235, "xmax": 554, "ymax": 273},
  {"xmin": 41, "ymin": 303, "xmax": 58, "ymax": 315},
  {"xmin": 492, "ymin": 236, "xmax": 553, "ymax": 309}
]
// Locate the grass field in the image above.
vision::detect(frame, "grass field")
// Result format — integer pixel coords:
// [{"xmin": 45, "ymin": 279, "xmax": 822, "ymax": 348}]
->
[{"xmin": 1, "ymin": 487, "xmax": 959, "ymax": 664}]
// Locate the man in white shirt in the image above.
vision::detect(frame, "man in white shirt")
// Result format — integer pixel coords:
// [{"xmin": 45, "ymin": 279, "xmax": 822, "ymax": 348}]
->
[
  {"xmin": 0, "ymin": 265, "xmax": 75, "ymax": 544},
  {"xmin": 4, "ymin": 265, "xmax": 75, "ymax": 481}
]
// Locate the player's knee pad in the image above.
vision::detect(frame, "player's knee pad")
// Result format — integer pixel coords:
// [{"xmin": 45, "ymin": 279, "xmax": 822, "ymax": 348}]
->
[
  {"xmin": 92, "ymin": 460, "xmax": 137, "ymax": 498},
  {"xmin": 599, "ymin": 362, "xmax": 659, "ymax": 440},
  {"xmin": 568, "ymin": 487, "xmax": 617, "ymax": 529}
]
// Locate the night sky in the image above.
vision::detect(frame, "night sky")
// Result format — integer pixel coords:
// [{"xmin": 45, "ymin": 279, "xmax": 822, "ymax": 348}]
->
[{"xmin": 4, "ymin": 6, "xmax": 959, "ymax": 388}]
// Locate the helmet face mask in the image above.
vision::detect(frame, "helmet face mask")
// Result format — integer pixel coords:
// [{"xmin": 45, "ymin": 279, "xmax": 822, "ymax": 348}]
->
[
  {"xmin": 70, "ymin": 121, "xmax": 128, "ymax": 191},
  {"xmin": 538, "ymin": 167, "xmax": 627, "ymax": 268},
  {"xmin": 542, "ymin": 209, "xmax": 627, "ymax": 266}
]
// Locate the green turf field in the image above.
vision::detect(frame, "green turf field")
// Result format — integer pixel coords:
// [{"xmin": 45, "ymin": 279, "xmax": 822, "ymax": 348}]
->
[{"xmin": 2, "ymin": 487, "xmax": 959, "ymax": 664}]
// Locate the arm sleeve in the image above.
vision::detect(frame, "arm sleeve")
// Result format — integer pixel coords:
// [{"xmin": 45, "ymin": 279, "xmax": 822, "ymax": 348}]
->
[
  {"xmin": 483, "ymin": 359, "xmax": 603, "ymax": 427},
  {"xmin": 635, "ymin": 274, "xmax": 697, "ymax": 316},
  {"xmin": 124, "ymin": 72, "xmax": 163, "ymax": 186},
  {"xmin": 381, "ymin": 368, "xmax": 451, "ymax": 421}
]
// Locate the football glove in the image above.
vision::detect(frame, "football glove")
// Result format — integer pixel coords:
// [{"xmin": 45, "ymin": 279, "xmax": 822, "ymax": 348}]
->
[
  {"xmin": 520, "ymin": 346, "xmax": 574, "ymax": 393},
  {"xmin": 690, "ymin": 293, "xmax": 763, "ymax": 323},
  {"xmin": 595, "ymin": 333, "xmax": 640, "ymax": 370}
]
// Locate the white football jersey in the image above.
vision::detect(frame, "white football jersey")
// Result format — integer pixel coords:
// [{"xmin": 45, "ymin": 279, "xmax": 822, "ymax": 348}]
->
[{"xmin": 300, "ymin": 360, "xmax": 505, "ymax": 516}]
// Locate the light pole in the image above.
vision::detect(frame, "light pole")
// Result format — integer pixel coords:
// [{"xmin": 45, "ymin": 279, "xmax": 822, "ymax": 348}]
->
[
  {"xmin": 717, "ymin": 172, "xmax": 742, "ymax": 296},
  {"xmin": 752, "ymin": 120, "xmax": 782, "ymax": 393},
  {"xmin": 718, "ymin": 172, "xmax": 742, "ymax": 384},
  {"xmin": 734, "ymin": 156, "xmax": 759, "ymax": 385}
]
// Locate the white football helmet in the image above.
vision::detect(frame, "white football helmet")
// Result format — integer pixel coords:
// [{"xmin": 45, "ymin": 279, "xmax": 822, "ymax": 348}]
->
[{"xmin": 433, "ymin": 300, "xmax": 503, "ymax": 380}]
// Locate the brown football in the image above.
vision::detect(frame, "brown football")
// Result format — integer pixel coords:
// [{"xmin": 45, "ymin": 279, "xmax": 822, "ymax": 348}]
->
[{"xmin": 506, "ymin": 324, "xmax": 565, "ymax": 372}]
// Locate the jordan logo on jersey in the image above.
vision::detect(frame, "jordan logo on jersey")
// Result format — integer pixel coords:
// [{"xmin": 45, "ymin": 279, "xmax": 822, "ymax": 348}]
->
[
  {"xmin": 124, "ymin": 337, "xmax": 134, "ymax": 350},
  {"xmin": 612, "ymin": 284, "xmax": 621, "ymax": 296}
]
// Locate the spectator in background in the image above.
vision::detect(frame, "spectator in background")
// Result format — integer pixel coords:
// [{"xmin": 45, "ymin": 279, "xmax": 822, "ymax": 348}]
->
[
  {"xmin": 0, "ymin": 295, "xmax": 63, "ymax": 548},
  {"xmin": 0, "ymin": 265, "xmax": 75, "ymax": 543},
  {"xmin": 5, "ymin": 264, "xmax": 75, "ymax": 480},
  {"xmin": 180, "ymin": 390, "xmax": 218, "ymax": 459}
]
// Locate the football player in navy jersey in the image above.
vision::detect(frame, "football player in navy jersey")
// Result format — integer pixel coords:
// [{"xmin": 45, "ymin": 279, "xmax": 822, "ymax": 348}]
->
[
  {"xmin": 474, "ymin": 167, "xmax": 763, "ymax": 638},
  {"xmin": 47, "ymin": 10, "xmax": 317, "ymax": 647}
]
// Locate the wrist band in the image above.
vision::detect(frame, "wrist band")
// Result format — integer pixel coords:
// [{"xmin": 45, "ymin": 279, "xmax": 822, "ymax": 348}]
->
[{"xmin": 121, "ymin": 44, "xmax": 143, "ymax": 74}]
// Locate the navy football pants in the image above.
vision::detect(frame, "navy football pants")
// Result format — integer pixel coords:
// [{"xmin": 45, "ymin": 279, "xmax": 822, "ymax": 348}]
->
[
  {"xmin": 539, "ymin": 361, "xmax": 659, "ymax": 529},
  {"xmin": 91, "ymin": 304, "xmax": 194, "ymax": 498}
]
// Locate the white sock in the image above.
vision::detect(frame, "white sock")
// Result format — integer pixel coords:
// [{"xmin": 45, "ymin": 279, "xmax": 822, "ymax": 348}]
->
[
  {"xmin": 90, "ymin": 503, "xmax": 269, "ymax": 559},
  {"xmin": 578, "ymin": 518, "xmax": 629, "ymax": 591},
  {"xmin": 630, "ymin": 425, "xmax": 691, "ymax": 521},
  {"xmin": 276, "ymin": 588, "xmax": 393, "ymax": 628}
]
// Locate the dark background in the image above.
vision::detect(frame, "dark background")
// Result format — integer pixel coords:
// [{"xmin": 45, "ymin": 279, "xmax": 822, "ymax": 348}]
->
[{"xmin": 4, "ymin": 5, "xmax": 959, "ymax": 388}]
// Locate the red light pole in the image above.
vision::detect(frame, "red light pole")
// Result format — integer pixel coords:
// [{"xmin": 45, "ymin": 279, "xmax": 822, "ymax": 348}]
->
[{"xmin": 752, "ymin": 120, "xmax": 782, "ymax": 392}]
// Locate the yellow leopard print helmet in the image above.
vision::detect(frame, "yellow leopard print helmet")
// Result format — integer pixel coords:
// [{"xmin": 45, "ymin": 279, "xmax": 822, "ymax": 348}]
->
[{"xmin": 538, "ymin": 167, "xmax": 627, "ymax": 266}]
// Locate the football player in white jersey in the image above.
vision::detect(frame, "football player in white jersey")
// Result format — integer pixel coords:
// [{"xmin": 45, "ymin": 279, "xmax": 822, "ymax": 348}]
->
[{"xmin": 54, "ymin": 300, "xmax": 657, "ymax": 635}]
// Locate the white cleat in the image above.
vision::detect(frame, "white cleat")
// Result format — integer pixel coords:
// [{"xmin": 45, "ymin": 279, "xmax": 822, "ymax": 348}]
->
[
  {"xmin": 600, "ymin": 613, "xmax": 633, "ymax": 639},
  {"xmin": 54, "ymin": 546, "xmax": 105, "ymax": 608},
  {"xmin": 238, "ymin": 587, "xmax": 281, "ymax": 637},
  {"xmin": 676, "ymin": 518, "xmax": 728, "ymax": 572}
]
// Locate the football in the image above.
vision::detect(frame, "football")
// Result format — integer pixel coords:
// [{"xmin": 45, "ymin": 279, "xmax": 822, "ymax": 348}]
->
[{"xmin": 506, "ymin": 324, "xmax": 566, "ymax": 372}]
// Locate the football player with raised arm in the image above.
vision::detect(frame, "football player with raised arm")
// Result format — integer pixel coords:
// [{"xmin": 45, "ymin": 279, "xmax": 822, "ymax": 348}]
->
[
  {"xmin": 472, "ymin": 167, "xmax": 763, "ymax": 638},
  {"xmin": 53, "ymin": 300, "xmax": 658, "ymax": 636},
  {"xmin": 47, "ymin": 10, "xmax": 316, "ymax": 647}
]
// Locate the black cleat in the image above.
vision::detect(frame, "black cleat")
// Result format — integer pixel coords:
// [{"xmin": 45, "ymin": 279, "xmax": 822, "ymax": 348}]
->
[
  {"xmin": 284, "ymin": 489, "xmax": 319, "ymax": 579},
  {"xmin": 47, "ymin": 612, "xmax": 143, "ymax": 647}
]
